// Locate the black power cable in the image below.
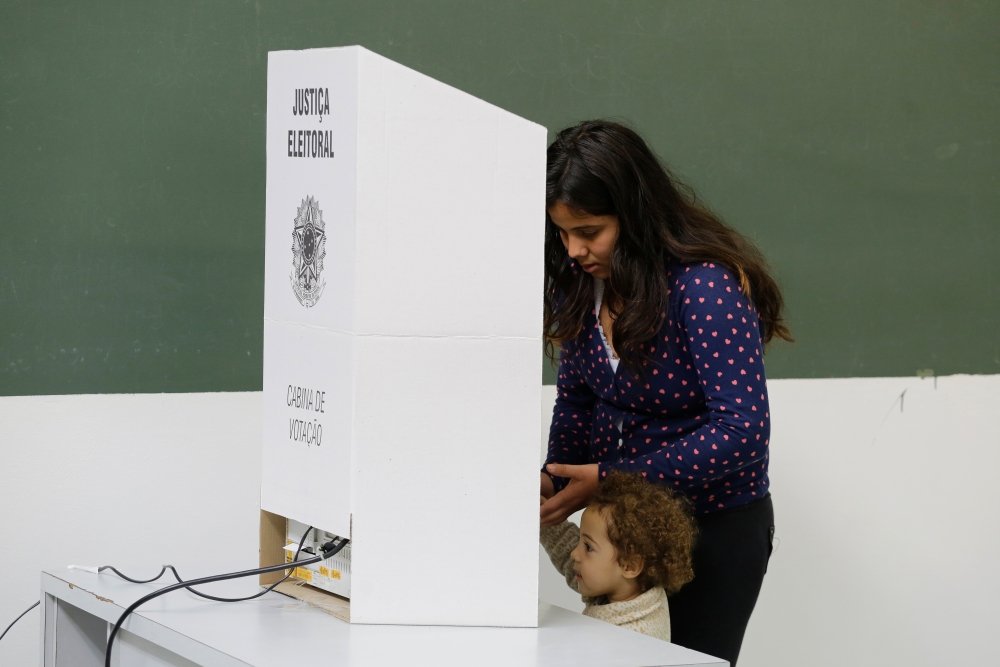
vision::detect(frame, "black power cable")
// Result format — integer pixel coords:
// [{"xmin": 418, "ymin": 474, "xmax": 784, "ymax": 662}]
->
[
  {"xmin": 103, "ymin": 535, "xmax": 348, "ymax": 667},
  {"xmin": 0, "ymin": 601, "xmax": 39, "ymax": 644},
  {"xmin": 100, "ymin": 526, "xmax": 315, "ymax": 603}
]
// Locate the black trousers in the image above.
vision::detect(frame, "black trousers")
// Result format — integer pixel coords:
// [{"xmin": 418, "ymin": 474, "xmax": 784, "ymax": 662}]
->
[{"xmin": 668, "ymin": 494, "xmax": 774, "ymax": 667}]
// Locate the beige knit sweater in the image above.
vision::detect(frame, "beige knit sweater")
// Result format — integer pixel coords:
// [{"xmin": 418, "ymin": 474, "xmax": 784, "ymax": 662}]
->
[{"xmin": 540, "ymin": 521, "xmax": 671, "ymax": 642}]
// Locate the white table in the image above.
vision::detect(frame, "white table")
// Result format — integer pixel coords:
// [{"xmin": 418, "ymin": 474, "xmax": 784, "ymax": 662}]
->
[{"xmin": 41, "ymin": 568, "xmax": 726, "ymax": 666}]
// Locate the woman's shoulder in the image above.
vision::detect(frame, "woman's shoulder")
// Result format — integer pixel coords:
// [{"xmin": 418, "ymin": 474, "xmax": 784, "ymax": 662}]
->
[
  {"xmin": 670, "ymin": 259, "xmax": 737, "ymax": 282},
  {"xmin": 669, "ymin": 260, "xmax": 741, "ymax": 294}
]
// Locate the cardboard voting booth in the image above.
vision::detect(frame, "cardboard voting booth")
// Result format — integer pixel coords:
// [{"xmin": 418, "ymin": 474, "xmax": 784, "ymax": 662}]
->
[{"xmin": 259, "ymin": 46, "xmax": 545, "ymax": 627}]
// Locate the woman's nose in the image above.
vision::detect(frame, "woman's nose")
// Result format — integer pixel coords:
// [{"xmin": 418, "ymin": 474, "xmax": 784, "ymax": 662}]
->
[{"xmin": 566, "ymin": 238, "xmax": 587, "ymax": 259}]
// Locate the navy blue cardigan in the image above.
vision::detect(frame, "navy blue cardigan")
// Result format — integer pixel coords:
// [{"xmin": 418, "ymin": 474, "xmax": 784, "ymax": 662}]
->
[{"xmin": 546, "ymin": 261, "xmax": 771, "ymax": 515}]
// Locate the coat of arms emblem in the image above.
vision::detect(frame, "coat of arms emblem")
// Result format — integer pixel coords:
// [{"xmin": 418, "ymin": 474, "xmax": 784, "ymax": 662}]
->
[{"xmin": 290, "ymin": 196, "xmax": 327, "ymax": 307}]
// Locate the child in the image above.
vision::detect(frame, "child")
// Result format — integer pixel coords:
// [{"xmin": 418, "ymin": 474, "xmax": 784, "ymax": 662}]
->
[{"xmin": 540, "ymin": 471, "xmax": 696, "ymax": 641}]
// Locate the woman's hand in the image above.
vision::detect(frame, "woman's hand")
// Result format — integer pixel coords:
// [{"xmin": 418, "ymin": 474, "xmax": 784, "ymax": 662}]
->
[
  {"xmin": 540, "ymin": 471, "xmax": 555, "ymax": 504},
  {"xmin": 539, "ymin": 463, "xmax": 599, "ymax": 526}
]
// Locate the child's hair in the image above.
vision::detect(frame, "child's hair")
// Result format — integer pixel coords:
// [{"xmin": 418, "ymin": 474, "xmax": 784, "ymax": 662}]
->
[{"xmin": 590, "ymin": 471, "xmax": 697, "ymax": 595}]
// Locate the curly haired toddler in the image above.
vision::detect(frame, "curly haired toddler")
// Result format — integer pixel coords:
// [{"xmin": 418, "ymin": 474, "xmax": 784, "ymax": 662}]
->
[{"xmin": 540, "ymin": 471, "xmax": 696, "ymax": 641}]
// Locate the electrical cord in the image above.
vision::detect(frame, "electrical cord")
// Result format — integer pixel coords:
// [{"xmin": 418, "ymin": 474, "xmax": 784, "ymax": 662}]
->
[
  {"xmin": 0, "ymin": 601, "xmax": 39, "ymax": 644},
  {"xmin": 0, "ymin": 530, "xmax": 302, "ymax": 650},
  {"xmin": 103, "ymin": 534, "xmax": 348, "ymax": 667},
  {"xmin": 2, "ymin": 534, "xmax": 269, "ymax": 646},
  {"xmin": 99, "ymin": 526, "xmax": 315, "ymax": 603}
]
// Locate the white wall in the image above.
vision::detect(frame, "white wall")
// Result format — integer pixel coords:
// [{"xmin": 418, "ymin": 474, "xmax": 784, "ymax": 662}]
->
[
  {"xmin": 3, "ymin": 376, "xmax": 998, "ymax": 666},
  {"xmin": 0, "ymin": 393, "xmax": 263, "ymax": 667},
  {"xmin": 740, "ymin": 375, "xmax": 1000, "ymax": 667}
]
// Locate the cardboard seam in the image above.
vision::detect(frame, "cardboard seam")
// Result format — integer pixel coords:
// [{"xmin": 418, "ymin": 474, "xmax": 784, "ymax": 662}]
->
[{"xmin": 263, "ymin": 317, "xmax": 537, "ymax": 341}]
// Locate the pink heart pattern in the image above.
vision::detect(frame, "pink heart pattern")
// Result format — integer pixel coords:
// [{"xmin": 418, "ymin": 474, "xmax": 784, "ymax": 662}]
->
[{"xmin": 545, "ymin": 261, "xmax": 770, "ymax": 515}]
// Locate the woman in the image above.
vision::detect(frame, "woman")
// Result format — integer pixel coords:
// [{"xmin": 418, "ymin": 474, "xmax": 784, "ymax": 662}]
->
[{"xmin": 539, "ymin": 120, "xmax": 792, "ymax": 665}]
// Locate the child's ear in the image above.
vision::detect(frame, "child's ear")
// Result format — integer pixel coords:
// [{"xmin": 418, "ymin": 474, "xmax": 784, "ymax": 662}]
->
[{"xmin": 620, "ymin": 555, "xmax": 644, "ymax": 580}]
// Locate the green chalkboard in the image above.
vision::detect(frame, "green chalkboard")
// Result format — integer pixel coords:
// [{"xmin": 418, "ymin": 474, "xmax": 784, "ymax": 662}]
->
[{"xmin": 1, "ymin": 1, "xmax": 997, "ymax": 395}]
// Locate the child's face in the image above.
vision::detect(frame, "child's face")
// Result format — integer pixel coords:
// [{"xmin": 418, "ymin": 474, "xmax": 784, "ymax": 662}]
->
[{"xmin": 570, "ymin": 506, "xmax": 641, "ymax": 602}]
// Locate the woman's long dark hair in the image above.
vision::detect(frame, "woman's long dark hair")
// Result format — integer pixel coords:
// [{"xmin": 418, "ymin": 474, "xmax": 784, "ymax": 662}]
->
[{"xmin": 544, "ymin": 120, "xmax": 792, "ymax": 373}]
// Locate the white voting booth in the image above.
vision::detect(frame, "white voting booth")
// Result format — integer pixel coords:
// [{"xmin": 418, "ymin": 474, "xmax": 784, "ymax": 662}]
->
[{"xmin": 260, "ymin": 46, "xmax": 545, "ymax": 627}]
